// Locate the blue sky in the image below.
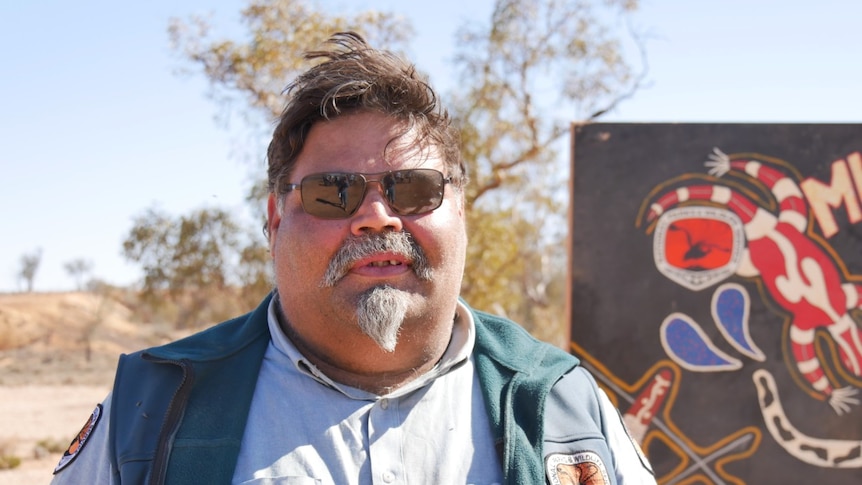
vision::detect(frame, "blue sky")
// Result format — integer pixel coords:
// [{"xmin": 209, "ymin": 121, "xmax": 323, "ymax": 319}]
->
[{"xmin": 1, "ymin": 0, "xmax": 859, "ymax": 292}]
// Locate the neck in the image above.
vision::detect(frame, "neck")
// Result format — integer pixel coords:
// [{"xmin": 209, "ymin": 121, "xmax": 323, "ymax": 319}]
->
[{"xmin": 278, "ymin": 310, "xmax": 453, "ymax": 395}]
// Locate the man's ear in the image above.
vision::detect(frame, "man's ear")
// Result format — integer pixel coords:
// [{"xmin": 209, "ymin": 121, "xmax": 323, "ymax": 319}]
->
[{"xmin": 266, "ymin": 193, "xmax": 281, "ymax": 254}]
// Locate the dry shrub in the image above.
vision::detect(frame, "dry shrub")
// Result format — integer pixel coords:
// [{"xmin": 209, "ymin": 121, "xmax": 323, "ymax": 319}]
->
[{"xmin": 0, "ymin": 438, "xmax": 21, "ymax": 470}]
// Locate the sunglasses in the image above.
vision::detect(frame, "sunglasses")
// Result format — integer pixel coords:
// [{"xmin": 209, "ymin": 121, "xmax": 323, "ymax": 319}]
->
[{"xmin": 282, "ymin": 168, "xmax": 452, "ymax": 219}]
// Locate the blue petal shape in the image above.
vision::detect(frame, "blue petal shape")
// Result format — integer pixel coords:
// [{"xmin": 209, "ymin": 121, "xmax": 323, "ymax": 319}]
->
[
  {"xmin": 712, "ymin": 283, "xmax": 765, "ymax": 361},
  {"xmin": 660, "ymin": 313, "xmax": 742, "ymax": 372}
]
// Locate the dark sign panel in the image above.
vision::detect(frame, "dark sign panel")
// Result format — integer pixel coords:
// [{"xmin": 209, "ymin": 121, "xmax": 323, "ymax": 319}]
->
[{"xmin": 570, "ymin": 123, "xmax": 862, "ymax": 483}]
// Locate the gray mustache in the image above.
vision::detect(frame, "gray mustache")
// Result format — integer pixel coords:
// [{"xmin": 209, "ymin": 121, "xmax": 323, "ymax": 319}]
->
[{"xmin": 321, "ymin": 231, "xmax": 431, "ymax": 286}]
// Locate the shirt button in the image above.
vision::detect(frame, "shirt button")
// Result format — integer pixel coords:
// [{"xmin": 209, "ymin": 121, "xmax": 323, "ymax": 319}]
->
[
  {"xmin": 380, "ymin": 398, "xmax": 389, "ymax": 410},
  {"xmin": 382, "ymin": 471, "xmax": 395, "ymax": 482}
]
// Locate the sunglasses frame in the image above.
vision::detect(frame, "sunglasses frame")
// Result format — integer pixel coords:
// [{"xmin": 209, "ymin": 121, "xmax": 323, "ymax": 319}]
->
[{"xmin": 282, "ymin": 168, "xmax": 452, "ymax": 219}]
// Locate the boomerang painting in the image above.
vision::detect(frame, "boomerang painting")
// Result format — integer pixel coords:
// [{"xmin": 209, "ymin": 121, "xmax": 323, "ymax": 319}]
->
[{"xmin": 570, "ymin": 123, "xmax": 862, "ymax": 483}]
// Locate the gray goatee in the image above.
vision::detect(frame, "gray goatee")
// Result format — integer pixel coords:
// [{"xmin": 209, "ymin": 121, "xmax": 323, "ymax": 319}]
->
[{"xmin": 355, "ymin": 286, "xmax": 409, "ymax": 352}]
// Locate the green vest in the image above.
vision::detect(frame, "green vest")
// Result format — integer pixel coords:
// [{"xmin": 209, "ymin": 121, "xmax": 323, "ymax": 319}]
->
[{"xmin": 109, "ymin": 294, "xmax": 612, "ymax": 484}]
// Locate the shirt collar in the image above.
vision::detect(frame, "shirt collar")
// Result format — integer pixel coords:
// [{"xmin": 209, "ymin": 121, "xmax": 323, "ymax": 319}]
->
[{"xmin": 266, "ymin": 295, "xmax": 475, "ymax": 399}]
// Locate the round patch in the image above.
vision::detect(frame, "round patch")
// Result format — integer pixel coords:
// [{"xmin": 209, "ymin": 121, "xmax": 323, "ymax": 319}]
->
[
  {"xmin": 53, "ymin": 403, "xmax": 102, "ymax": 474},
  {"xmin": 546, "ymin": 451, "xmax": 610, "ymax": 485}
]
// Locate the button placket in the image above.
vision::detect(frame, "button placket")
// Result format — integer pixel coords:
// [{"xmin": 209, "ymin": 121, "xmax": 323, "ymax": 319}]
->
[{"xmin": 368, "ymin": 397, "xmax": 404, "ymax": 484}]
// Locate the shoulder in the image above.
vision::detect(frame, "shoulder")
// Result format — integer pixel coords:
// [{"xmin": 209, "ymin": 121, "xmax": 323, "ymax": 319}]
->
[
  {"xmin": 545, "ymin": 367, "xmax": 657, "ymax": 483},
  {"xmin": 545, "ymin": 367, "xmax": 605, "ymax": 437},
  {"xmin": 469, "ymin": 304, "xmax": 579, "ymax": 371},
  {"xmin": 140, "ymin": 293, "xmax": 273, "ymax": 362}
]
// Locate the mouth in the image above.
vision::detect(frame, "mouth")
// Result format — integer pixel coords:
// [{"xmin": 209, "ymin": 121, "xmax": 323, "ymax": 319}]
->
[
  {"xmin": 351, "ymin": 253, "xmax": 411, "ymax": 274},
  {"xmin": 321, "ymin": 232, "xmax": 432, "ymax": 287},
  {"xmin": 366, "ymin": 259, "xmax": 406, "ymax": 268}
]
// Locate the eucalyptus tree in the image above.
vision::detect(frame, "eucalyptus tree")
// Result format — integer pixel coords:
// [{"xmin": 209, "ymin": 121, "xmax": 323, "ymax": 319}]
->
[{"xmin": 156, "ymin": 0, "xmax": 643, "ymax": 342}]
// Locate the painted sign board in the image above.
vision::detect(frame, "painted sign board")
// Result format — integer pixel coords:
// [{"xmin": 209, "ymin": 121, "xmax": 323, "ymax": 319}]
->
[{"xmin": 570, "ymin": 123, "xmax": 862, "ymax": 483}]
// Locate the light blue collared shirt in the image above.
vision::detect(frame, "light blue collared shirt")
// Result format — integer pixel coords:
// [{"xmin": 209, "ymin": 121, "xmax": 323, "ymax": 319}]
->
[{"xmin": 230, "ymin": 298, "xmax": 504, "ymax": 484}]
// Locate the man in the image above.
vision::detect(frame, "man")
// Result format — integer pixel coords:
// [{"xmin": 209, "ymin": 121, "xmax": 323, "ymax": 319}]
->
[{"xmin": 52, "ymin": 32, "xmax": 655, "ymax": 484}]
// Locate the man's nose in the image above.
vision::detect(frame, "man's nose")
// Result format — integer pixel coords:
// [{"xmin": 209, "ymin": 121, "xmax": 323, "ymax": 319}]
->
[{"xmin": 349, "ymin": 181, "xmax": 403, "ymax": 234}]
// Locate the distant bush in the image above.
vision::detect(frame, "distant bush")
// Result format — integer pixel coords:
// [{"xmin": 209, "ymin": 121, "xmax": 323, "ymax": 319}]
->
[
  {"xmin": 0, "ymin": 454, "xmax": 21, "ymax": 470},
  {"xmin": 36, "ymin": 437, "xmax": 67, "ymax": 454},
  {"xmin": 0, "ymin": 438, "xmax": 21, "ymax": 470}
]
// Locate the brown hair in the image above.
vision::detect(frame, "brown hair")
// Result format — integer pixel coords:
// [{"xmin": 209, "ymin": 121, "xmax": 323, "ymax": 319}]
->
[{"xmin": 266, "ymin": 32, "xmax": 464, "ymax": 198}]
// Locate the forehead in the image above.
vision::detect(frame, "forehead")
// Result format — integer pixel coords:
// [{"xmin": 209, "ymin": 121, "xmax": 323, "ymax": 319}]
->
[{"xmin": 293, "ymin": 111, "xmax": 443, "ymax": 176}]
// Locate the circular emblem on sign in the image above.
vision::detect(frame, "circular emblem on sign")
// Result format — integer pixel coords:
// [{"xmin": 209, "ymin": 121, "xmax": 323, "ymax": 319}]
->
[{"xmin": 653, "ymin": 206, "xmax": 744, "ymax": 291}]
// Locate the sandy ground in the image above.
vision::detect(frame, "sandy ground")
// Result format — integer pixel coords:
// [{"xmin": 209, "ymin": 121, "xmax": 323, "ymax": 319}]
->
[
  {"xmin": 0, "ymin": 291, "xmax": 189, "ymax": 484},
  {"xmin": 0, "ymin": 385, "xmax": 110, "ymax": 485}
]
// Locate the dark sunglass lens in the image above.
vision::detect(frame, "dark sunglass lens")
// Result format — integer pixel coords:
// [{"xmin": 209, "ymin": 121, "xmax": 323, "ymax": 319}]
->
[
  {"xmin": 302, "ymin": 173, "xmax": 364, "ymax": 218},
  {"xmin": 386, "ymin": 169, "xmax": 445, "ymax": 215}
]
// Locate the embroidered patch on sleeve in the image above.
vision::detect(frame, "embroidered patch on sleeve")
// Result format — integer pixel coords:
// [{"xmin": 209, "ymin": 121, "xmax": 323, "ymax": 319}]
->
[
  {"xmin": 53, "ymin": 403, "xmax": 102, "ymax": 474},
  {"xmin": 545, "ymin": 451, "xmax": 610, "ymax": 485}
]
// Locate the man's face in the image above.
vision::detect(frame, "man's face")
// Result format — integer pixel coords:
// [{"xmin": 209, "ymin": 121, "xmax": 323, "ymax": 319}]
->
[{"xmin": 266, "ymin": 111, "xmax": 467, "ymax": 352}]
